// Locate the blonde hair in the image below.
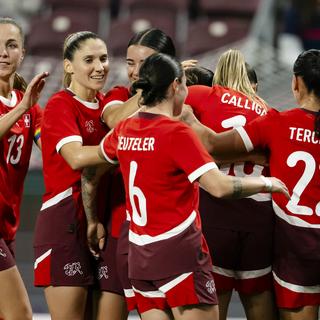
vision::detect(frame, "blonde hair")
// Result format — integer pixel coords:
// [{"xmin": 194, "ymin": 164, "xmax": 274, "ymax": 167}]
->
[{"xmin": 213, "ymin": 49, "xmax": 266, "ymax": 108}]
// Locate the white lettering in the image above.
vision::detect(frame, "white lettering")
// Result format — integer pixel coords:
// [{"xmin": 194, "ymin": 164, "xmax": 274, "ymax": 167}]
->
[
  {"xmin": 289, "ymin": 127, "xmax": 320, "ymax": 144},
  {"xmin": 118, "ymin": 136, "xmax": 155, "ymax": 151},
  {"xmin": 220, "ymin": 93, "xmax": 266, "ymax": 117}
]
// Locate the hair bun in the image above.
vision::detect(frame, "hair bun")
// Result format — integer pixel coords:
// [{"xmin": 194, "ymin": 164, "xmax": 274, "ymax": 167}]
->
[{"xmin": 132, "ymin": 78, "xmax": 151, "ymax": 92}]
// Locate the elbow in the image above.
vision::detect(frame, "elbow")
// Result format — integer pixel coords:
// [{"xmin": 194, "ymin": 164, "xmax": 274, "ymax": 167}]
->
[
  {"xmin": 105, "ymin": 118, "xmax": 116, "ymax": 130},
  {"xmin": 205, "ymin": 178, "xmax": 231, "ymax": 199},
  {"xmin": 205, "ymin": 185, "xmax": 228, "ymax": 199},
  {"xmin": 67, "ymin": 155, "xmax": 85, "ymax": 171}
]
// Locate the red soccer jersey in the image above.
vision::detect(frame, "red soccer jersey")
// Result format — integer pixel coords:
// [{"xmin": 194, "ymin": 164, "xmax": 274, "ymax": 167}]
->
[
  {"xmin": 41, "ymin": 89, "xmax": 108, "ymax": 209},
  {"xmin": 237, "ymin": 108, "xmax": 320, "ymax": 227},
  {"xmin": 101, "ymin": 112, "xmax": 217, "ymax": 242},
  {"xmin": 0, "ymin": 89, "xmax": 42, "ymax": 240},
  {"xmin": 186, "ymin": 84, "xmax": 270, "ymax": 201},
  {"xmin": 101, "ymin": 86, "xmax": 131, "ymax": 237},
  {"xmin": 102, "ymin": 86, "xmax": 131, "ymax": 120}
]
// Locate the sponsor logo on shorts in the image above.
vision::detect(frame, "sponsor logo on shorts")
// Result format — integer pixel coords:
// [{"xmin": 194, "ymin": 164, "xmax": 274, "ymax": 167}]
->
[
  {"xmin": 64, "ymin": 262, "xmax": 83, "ymax": 276},
  {"xmin": 206, "ymin": 280, "xmax": 216, "ymax": 294},
  {"xmin": 0, "ymin": 249, "xmax": 7, "ymax": 258},
  {"xmin": 98, "ymin": 266, "xmax": 109, "ymax": 280}
]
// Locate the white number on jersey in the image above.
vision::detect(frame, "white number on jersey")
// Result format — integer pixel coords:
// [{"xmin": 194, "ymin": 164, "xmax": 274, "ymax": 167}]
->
[
  {"xmin": 286, "ymin": 151, "xmax": 320, "ymax": 216},
  {"xmin": 129, "ymin": 161, "xmax": 147, "ymax": 226},
  {"xmin": 6, "ymin": 134, "xmax": 24, "ymax": 165},
  {"xmin": 220, "ymin": 116, "xmax": 264, "ymax": 177}
]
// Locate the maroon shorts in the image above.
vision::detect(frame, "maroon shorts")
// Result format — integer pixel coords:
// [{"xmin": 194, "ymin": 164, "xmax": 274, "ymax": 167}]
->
[
  {"xmin": 94, "ymin": 235, "xmax": 124, "ymax": 296},
  {"xmin": 33, "ymin": 193, "xmax": 94, "ymax": 287},
  {"xmin": 131, "ymin": 268, "xmax": 218, "ymax": 314},
  {"xmin": 116, "ymin": 221, "xmax": 137, "ymax": 311},
  {"xmin": 0, "ymin": 238, "xmax": 15, "ymax": 271},
  {"xmin": 273, "ymin": 217, "xmax": 320, "ymax": 308},
  {"xmin": 200, "ymin": 191, "xmax": 274, "ymax": 293}
]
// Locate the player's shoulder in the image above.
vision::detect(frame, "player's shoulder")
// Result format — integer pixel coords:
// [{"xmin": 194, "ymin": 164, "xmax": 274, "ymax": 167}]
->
[{"xmin": 104, "ymin": 86, "xmax": 130, "ymax": 99}]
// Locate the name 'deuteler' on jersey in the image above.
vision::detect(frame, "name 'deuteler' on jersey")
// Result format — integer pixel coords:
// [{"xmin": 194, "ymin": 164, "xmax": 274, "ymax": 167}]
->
[{"xmin": 118, "ymin": 136, "xmax": 155, "ymax": 151}]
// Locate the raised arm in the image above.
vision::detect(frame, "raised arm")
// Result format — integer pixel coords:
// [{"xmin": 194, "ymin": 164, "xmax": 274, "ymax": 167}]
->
[
  {"xmin": 0, "ymin": 72, "xmax": 48, "ymax": 140},
  {"xmin": 102, "ymin": 92, "xmax": 141, "ymax": 129},
  {"xmin": 180, "ymin": 105, "xmax": 248, "ymax": 156}
]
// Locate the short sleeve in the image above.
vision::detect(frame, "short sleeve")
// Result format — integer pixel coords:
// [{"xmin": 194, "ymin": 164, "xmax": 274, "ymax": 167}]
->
[
  {"xmin": 170, "ymin": 123, "xmax": 217, "ymax": 183},
  {"xmin": 100, "ymin": 128, "xmax": 119, "ymax": 164},
  {"xmin": 236, "ymin": 108, "xmax": 279, "ymax": 151},
  {"xmin": 185, "ymin": 85, "xmax": 211, "ymax": 117},
  {"xmin": 43, "ymin": 96, "xmax": 83, "ymax": 153},
  {"xmin": 101, "ymin": 86, "xmax": 130, "ymax": 118}
]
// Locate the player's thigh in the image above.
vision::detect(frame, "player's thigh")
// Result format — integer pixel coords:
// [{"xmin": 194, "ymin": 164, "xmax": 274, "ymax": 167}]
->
[
  {"xmin": 141, "ymin": 308, "xmax": 173, "ymax": 320},
  {"xmin": 97, "ymin": 291, "xmax": 128, "ymax": 320},
  {"xmin": 279, "ymin": 305, "xmax": 319, "ymax": 320},
  {"xmin": 239, "ymin": 290, "xmax": 278, "ymax": 320},
  {"xmin": 217, "ymin": 290, "xmax": 233, "ymax": 320},
  {"xmin": 44, "ymin": 285, "xmax": 87, "ymax": 319},
  {"xmin": 172, "ymin": 303, "xmax": 219, "ymax": 320},
  {"xmin": 0, "ymin": 266, "xmax": 32, "ymax": 320}
]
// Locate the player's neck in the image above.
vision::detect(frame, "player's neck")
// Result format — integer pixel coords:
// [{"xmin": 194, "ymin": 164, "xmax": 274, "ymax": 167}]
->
[
  {"xmin": 299, "ymin": 94, "xmax": 320, "ymax": 112},
  {"xmin": 0, "ymin": 77, "xmax": 12, "ymax": 99},
  {"xmin": 141, "ymin": 102, "xmax": 173, "ymax": 118}
]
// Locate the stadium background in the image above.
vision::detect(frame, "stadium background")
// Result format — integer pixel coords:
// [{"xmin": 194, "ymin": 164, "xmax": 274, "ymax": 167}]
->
[{"xmin": 4, "ymin": 0, "xmax": 305, "ymax": 317}]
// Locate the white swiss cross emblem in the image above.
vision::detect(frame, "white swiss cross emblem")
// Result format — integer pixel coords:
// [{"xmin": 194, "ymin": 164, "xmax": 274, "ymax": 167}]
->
[
  {"xmin": 64, "ymin": 262, "xmax": 83, "ymax": 276},
  {"xmin": 85, "ymin": 120, "xmax": 95, "ymax": 133},
  {"xmin": 23, "ymin": 114, "xmax": 30, "ymax": 127}
]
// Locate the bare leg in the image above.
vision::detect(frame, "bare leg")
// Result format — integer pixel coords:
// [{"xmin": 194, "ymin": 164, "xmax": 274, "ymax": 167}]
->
[
  {"xmin": 0, "ymin": 266, "xmax": 32, "ymax": 320},
  {"xmin": 217, "ymin": 290, "xmax": 233, "ymax": 320},
  {"xmin": 141, "ymin": 308, "xmax": 173, "ymax": 320},
  {"xmin": 172, "ymin": 304, "xmax": 219, "ymax": 320},
  {"xmin": 45, "ymin": 286, "xmax": 88, "ymax": 319},
  {"xmin": 239, "ymin": 290, "xmax": 278, "ymax": 320},
  {"xmin": 97, "ymin": 291, "xmax": 128, "ymax": 320},
  {"xmin": 279, "ymin": 305, "xmax": 319, "ymax": 320}
]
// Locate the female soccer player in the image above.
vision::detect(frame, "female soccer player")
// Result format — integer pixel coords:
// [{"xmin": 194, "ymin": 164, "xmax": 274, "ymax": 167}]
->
[
  {"xmin": 32, "ymin": 31, "xmax": 125, "ymax": 320},
  {"xmin": 185, "ymin": 49, "xmax": 276, "ymax": 320},
  {"xmin": 81, "ymin": 52, "xmax": 289, "ymax": 320},
  {"xmin": 183, "ymin": 49, "xmax": 320, "ymax": 320},
  {"xmin": 95, "ymin": 28, "xmax": 195, "ymax": 312},
  {"xmin": 0, "ymin": 17, "xmax": 48, "ymax": 320}
]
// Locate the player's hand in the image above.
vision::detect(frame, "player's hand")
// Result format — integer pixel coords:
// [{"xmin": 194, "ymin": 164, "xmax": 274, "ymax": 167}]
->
[
  {"xmin": 181, "ymin": 59, "xmax": 198, "ymax": 69},
  {"xmin": 178, "ymin": 104, "xmax": 198, "ymax": 126},
  {"xmin": 87, "ymin": 221, "xmax": 106, "ymax": 258},
  {"xmin": 268, "ymin": 177, "xmax": 290, "ymax": 200},
  {"xmin": 20, "ymin": 71, "xmax": 49, "ymax": 110}
]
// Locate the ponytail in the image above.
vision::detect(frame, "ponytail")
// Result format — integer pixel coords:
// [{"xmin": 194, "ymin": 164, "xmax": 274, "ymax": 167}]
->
[{"xmin": 13, "ymin": 73, "xmax": 27, "ymax": 92}]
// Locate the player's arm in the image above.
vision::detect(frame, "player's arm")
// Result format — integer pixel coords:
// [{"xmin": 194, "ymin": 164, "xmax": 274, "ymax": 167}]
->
[
  {"xmin": 60, "ymin": 142, "xmax": 110, "ymax": 170},
  {"xmin": 213, "ymin": 149, "xmax": 268, "ymax": 166},
  {"xmin": 180, "ymin": 105, "xmax": 248, "ymax": 156},
  {"xmin": 0, "ymin": 72, "xmax": 48, "ymax": 140},
  {"xmin": 81, "ymin": 164, "xmax": 110, "ymax": 257},
  {"xmin": 199, "ymin": 168, "xmax": 290, "ymax": 199},
  {"xmin": 102, "ymin": 92, "xmax": 141, "ymax": 129}
]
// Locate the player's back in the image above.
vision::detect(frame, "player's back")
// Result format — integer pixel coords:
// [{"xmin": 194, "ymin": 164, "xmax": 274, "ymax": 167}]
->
[
  {"xmin": 262, "ymin": 108, "xmax": 320, "ymax": 227},
  {"xmin": 115, "ymin": 112, "xmax": 200, "ymax": 237}
]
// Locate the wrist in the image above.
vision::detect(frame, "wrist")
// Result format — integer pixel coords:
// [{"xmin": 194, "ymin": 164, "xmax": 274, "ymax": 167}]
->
[{"xmin": 260, "ymin": 176, "xmax": 272, "ymax": 192}]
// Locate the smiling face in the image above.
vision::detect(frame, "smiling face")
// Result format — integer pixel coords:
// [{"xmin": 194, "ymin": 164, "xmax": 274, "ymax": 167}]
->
[
  {"xmin": 64, "ymin": 38, "xmax": 109, "ymax": 98},
  {"xmin": 0, "ymin": 23, "xmax": 24, "ymax": 82},
  {"xmin": 126, "ymin": 45, "xmax": 156, "ymax": 84}
]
